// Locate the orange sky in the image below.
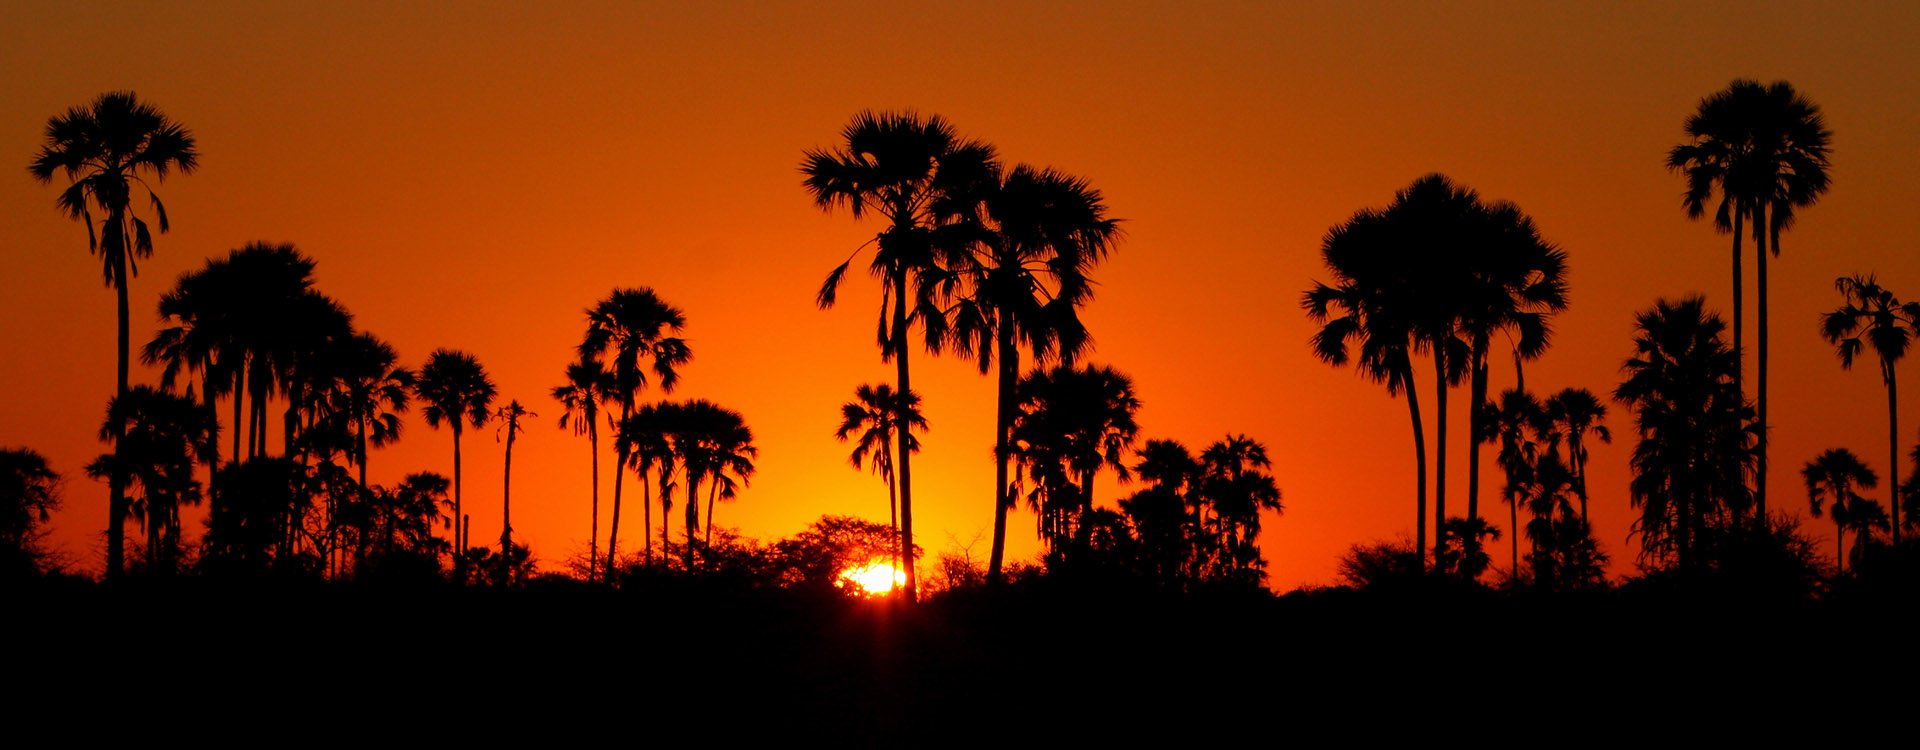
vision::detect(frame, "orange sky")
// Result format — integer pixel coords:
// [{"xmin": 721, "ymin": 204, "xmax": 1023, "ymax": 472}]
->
[{"xmin": 4, "ymin": 1, "xmax": 1919, "ymax": 589}]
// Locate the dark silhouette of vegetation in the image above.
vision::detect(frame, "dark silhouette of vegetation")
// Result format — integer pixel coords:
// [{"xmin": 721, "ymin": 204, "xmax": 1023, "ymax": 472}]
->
[
  {"xmin": 1802, "ymin": 448, "xmax": 1879, "ymax": 574},
  {"xmin": 580, "ymin": 288, "xmax": 689, "ymax": 573},
  {"xmin": 416, "ymin": 349, "xmax": 496, "ymax": 573},
  {"xmin": 1821, "ymin": 274, "xmax": 1918, "ymax": 542},
  {"xmin": 806, "ymin": 111, "xmax": 997, "ymax": 600},
  {"xmin": 30, "ymin": 91, "xmax": 198, "ymax": 579},
  {"xmin": 834, "ymin": 383, "xmax": 926, "ymax": 578},
  {"xmin": 85, "ymin": 385, "xmax": 213, "ymax": 575},
  {"xmin": 1, "ymin": 447, "xmax": 62, "ymax": 578},
  {"xmin": 1009, "ymin": 364, "xmax": 1140, "ymax": 567},
  {"xmin": 495, "ymin": 400, "xmax": 533, "ymax": 586},
  {"xmin": 1669, "ymin": 79, "xmax": 1833, "ymax": 524},
  {"xmin": 552, "ymin": 358, "xmax": 613, "ymax": 581}
]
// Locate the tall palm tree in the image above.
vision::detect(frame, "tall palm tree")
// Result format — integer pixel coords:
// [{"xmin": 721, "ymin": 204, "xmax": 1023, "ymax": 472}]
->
[
  {"xmin": 1614, "ymin": 297, "xmax": 1756, "ymax": 572},
  {"xmin": 1802, "ymin": 448, "xmax": 1877, "ymax": 574},
  {"xmin": 1669, "ymin": 80, "xmax": 1833, "ymax": 524},
  {"xmin": 579, "ymin": 288, "xmax": 690, "ymax": 578},
  {"xmin": 1483, "ymin": 388, "xmax": 1548, "ymax": 575},
  {"xmin": 495, "ymin": 400, "xmax": 533, "ymax": 586},
  {"xmin": 833, "ymin": 383, "xmax": 927, "ymax": 575},
  {"xmin": 620, "ymin": 401, "xmax": 679, "ymax": 572},
  {"xmin": 416, "ymin": 349, "xmax": 496, "ymax": 570},
  {"xmin": 805, "ymin": 110, "xmax": 995, "ymax": 600},
  {"xmin": 29, "ymin": 91, "xmax": 198, "ymax": 579},
  {"xmin": 86, "ymin": 386, "xmax": 214, "ymax": 575},
  {"xmin": 328, "ymin": 333, "xmax": 413, "ymax": 492},
  {"xmin": 1821, "ymin": 274, "xmax": 1918, "ymax": 543},
  {"xmin": 1459, "ymin": 199, "xmax": 1568, "ymax": 528},
  {"xmin": 945, "ymin": 163, "xmax": 1120, "ymax": 583},
  {"xmin": 145, "ymin": 263, "xmax": 233, "ymax": 500},
  {"xmin": 1009, "ymin": 364, "xmax": 1141, "ymax": 563},
  {"xmin": 1544, "ymin": 388, "xmax": 1611, "ymax": 523},
  {"xmin": 552, "ymin": 358, "xmax": 613, "ymax": 580},
  {"xmin": 671, "ymin": 400, "xmax": 756, "ymax": 568}
]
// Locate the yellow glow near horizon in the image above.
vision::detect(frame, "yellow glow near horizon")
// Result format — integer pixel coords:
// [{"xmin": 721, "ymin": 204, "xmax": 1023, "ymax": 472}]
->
[{"xmin": 839, "ymin": 562, "xmax": 905, "ymax": 596}]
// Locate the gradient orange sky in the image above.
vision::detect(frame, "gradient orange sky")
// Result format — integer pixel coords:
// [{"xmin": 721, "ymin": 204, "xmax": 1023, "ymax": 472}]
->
[{"xmin": 4, "ymin": 1, "xmax": 1919, "ymax": 589}]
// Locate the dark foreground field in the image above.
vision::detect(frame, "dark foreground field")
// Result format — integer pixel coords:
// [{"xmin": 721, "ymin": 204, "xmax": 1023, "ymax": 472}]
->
[{"xmin": 11, "ymin": 577, "xmax": 1911, "ymax": 743}]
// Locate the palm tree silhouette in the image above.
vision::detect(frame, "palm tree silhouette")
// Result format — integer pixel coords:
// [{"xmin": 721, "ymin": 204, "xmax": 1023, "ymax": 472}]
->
[
  {"xmin": 1669, "ymin": 80, "xmax": 1833, "ymax": 523},
  {"xmin": 1483, "ymin": 387, "xmax": 1548, "ymax": 575},
  {"xmin": 85, "ymin": 385, "xmax": 214, "ymax": 574},
  {"xmin": 619, "ymin": 401, "xmax": 679, "ymax": 573},
  {"xmin": 1196, "ymin": 435, "xmax": 1282, "ymax": 584},
  {"xmin": 329, "ymin": 333, "xmax": 413, "ymax": 495},
  {"xmin": 1543, "ymin": 388, "xmax": 1610, "ymax": 524},
  {"xmin": 29, "ymin": 91, "xmax": 198, "ymax": 579},
  {"xmin": 834, "ymin": 383, "xmax": 927, "ymax": 577},
  {"xmin": 1821, "ymin": 274, "xmax": 1918, "ymax": 543},
  {"xmin": 416, "ymin": 349, "xmax": 496, "ymax": 572},
  {"xmin": 1121, "ymin": 438, "xmax": 1201, "ymax": 583},
  {"xmin": 579, "ymin": 288, "xmax": 690, "ymax": 577},
  {"xmin": 1009, "ymin": 364, "xmax": 1140, "ymax": 563},
  {"xmin": 1614, "ymin": 297, "xmax": 1756, "ymax": 572},
  {"xmin": 495, "ymin": 400, "xmax": 533, "ymax": 586},
  {"xmin": 945, "ymin": 163, "xmax": 1120, "ymax": 583},
  {"xmin": 671, "ymin": 400, "xmax": 756, "ymax": 567},
  {"xmin": 805, "ymin": 110, "xmax": 995, "ymax": 600},
  {"xmin": 552, "ymin": 358, "xmax": 614, "ymax": 580},
  {"xmin": 1802, "ymin": 448, "xmax": 1878, "ymax": 574},
  {"xmin": 0, "ymin": 447, "xmax": 62, "ymax": 578}
]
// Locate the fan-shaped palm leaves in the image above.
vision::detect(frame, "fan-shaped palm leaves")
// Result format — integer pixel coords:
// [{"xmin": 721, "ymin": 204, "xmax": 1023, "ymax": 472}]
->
[
  {"xmin": 1803, "ymin": 448, "xmax": 1878, "ymax": 574},
  {"xmin": 1821, "ymin": 274, "xmax": 1919, "ymax": 542},
  {"xmin": 553, "ymin": 358, "xmax": 613, "ymax": 580},
  {"xmin": 834, "ymin": 383, "xmax": 926, "ymax": 576},
  {"xmin": 1196, "ymin": 435, "xmax": 1282, "ymax": 584},
  {"xmin": 579, "ymin": 287, "xmax": 690, "ymax": 574},
  {"xmin": 30, "ymin": 91, "xmax": 198, "ymax": 578},
  {"xmin": 1543, "ymin": 388, "xmax": 1610, "ymax": 523},
  {"xmin": 806, "ymin": 110, "xmax": 997, "ymax": 599},
  {"xmin": 674, "ymin": 400, "xmax": 757, "ymax": 568},
  {"xmin": 1009, "ymin": 364, "xmax": 1140, "ymax": 563},
  {"xmin": 416, "ymin": 349, "xmax": 496, "ymax": 565},
  {"xmin": 86, "ymin": 386, "xmax": 214, "ymax": 574}
]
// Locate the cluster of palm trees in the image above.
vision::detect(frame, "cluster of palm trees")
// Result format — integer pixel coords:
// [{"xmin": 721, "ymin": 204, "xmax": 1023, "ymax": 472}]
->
[
  {"xmin": 1479, "ymin": 387, "xmax": 1611, "ymax": 588},
  {"xmin": 1118, "ymin": 436, "xmax": 1283, "ymax": 586},
  {"xmin": 1304, "ymin": 173, "xmax": 1570, "ymax": 574},
  {"xmin": 551, "ymin": 288, "xmax": 759, "ymax": 582}
]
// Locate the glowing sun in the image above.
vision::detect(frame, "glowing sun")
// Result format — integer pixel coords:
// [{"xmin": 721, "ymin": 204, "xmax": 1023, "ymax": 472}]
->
[{"xmin": 839, "ymin": 561, "xmax": 905, "ymax": 595}]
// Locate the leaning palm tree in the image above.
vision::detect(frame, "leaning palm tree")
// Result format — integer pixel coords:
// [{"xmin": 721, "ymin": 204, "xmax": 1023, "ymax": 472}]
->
[
  {"xmin": 415, "ymin": 349, "xmax": 496, "ymax": 570},
  {"xmin": 1821, "ymin": 274, "xmax": 1919, "ymax": 543},
  {"xmin": 1669, "ymin": 80, "xmax": 1833, "ymax": 523},
  {"xmin": 1614, "ymin": 297, "xmax": 1756, "ymax": 572},
  {"xmin": 579, "ymin": 288, "xmax": 690, "ymax": 577},
  {"xmin": 1544, "ymin": 388, "xmax": 1611, "ymax": 523},
  {"xmin": 946, "ymin": 163, "xmax": 1121, "ymax": 583},
  {"xmin": 1802, "ymin": 448, "xmax": 1877, "ymax": 574},
  {"xmin": 805, "ymin": 110, "xmax": 996, "ymax": 600},
  {"xmin": 29, "ymin": 91, "xmax": 198, "ymax": 579},
  {"xmin": 833, "ymin": 383, "xmax": 927, "ymax": 575},
  {"xmin": 495, "ymin": 400, "xmax": 533, "ymax": 586},
  {"xmin": 552, "ymin": 358, "xmax": 613, "ymax": 580}
]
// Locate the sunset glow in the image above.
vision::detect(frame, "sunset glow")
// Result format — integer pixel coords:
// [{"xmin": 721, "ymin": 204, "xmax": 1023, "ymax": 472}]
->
[{"xmin": 839, "ymin": 562, "xmax": 905, "ymax": 596}]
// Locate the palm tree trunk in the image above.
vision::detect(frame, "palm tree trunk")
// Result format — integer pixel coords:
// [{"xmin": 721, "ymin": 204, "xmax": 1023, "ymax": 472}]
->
[
  {"xmin": 1467, "ymin": 334, "xmax": 1489, "ymax": 526},
  {"xmin": 1509, "ymin": 491, "xmax": 1519, "ymax": 577},
  {"xmin": 704, "ymin": 479, "xmax": 718, "ymax": 549},
  {"xmin": 892, "ymin": 270, "xmax": 918, "ymax": 601},
  {"xmin": 637, "ymin": 466, "xmax": 651, "ymax": 574},
  {"xmin": 1890, "ymin": 361, "xmax": 1902, "ymax": 544},
  {"xmin": 232, "ymin": 366, "xmax": 245, "ymax": 470},
  {"xmin": 1755, "ymin": 204, "xmax": 1771, "ymax": 525},
  {"xmin": 1835, "ymin": 518, "xmax": 1845, "ymax": 575},
  {"xmin": 607, "ymin": 402, "xmax": 630, "ymax": 580},
  {"xmin": 501, "ymin": 417, "xmax": 514, "ymax": 588},
  {"xmin": 659, "ymin": 468, "xmax": 672, "ymax": 570},
  {"xmin": 588, "ymin": 414, "xmax": 601, "ymax": 582},
  {"xmin": 1402, "ymin": 358, "xmax": 1428, "ymax": 571},
  {"xmin": 1434, "ymin": 345, "xmax": 1450, "ymax": 543},
  {"xmin": 988, "ymin": 322, "xmax": 1017, "ymax": 584},
  {"xmin": 886, "ymin": 445, "xmax": 900, "ymax": 575},
  {"xmin": 203, "ymin": 368, "xmax": 221, "ymax": 501},
  {"xmin": 105, "ymin": 245, "xmax": 130, "ymax": 581},
  {"xmin": 685, "ymin": 473, "xmax": 701, "ymax": 570},
  {"xmin": 452, "ymin": 424, "xmax": 464, "ymax": 578}
]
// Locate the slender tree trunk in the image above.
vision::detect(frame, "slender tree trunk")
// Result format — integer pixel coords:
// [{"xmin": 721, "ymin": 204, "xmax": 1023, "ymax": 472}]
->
[
  {"xmin": 887, "ymin": 446, "xmax": 900, "ymax": 576},
  {"xmin": 1835, "ymin": 518, "xmax": 1845, "ymax": 575},
  {"xmin": 1403, "ymin": 359, "xmax": 1428, "ymax": 571},
  {"xmin": 1755, "ymin": 205, "xmax": 1771, "ymax": 525},
  {"xmin": 1468, "ymin": 334, "xmax": 1489, "ymax": 526},
  {"xmin": 659, "ymin": 467, "xmax": 672, "ymax": 571},
  {"xmin": 1731, "ymin": 202, "xmax": 1745, "ymax": 415},
  {"xmin": 607, "ymin": 402, "xmax": 630, "ymax": 580},
  {"xmin": 501, "ymin": 413, "xmax": 515, "ymax": 588},
  {"xmin": 588, "ymin": 413, "xmax": 600, "ymax": 582},
  {"xmin": 638, "ymin": 466, "xmax": 651, "ymax": 574},
  {"xmin": 685, "ymin": 473, "xmax": 701, "ymax": 570},
  {"xmin": 988, "ymin": 322, "xmax": 1017, "ymax": 584},
  {"xmin": 204, "ymin": 368, "xmax": 221, "ymax": 502},
  {"xmin": 1890, "ymin": 361, "xmax": 1902, "ymax": 544},
  {"xmin": 452, "ymin": 424, "xmax": 464, "ymax": 578},
  {"xmin": 892, "ymin": 270, "xmax": 918, "ymax": 601},
  {"xmin": 1509, "ymin": 490, "xmax": 1519, "ymax": 577},
  {"xmin": 233, "ymin": 366, "xmax": 245, "ymax": 470},
  {"xmin": 704, "ymin": 479, "xmax": 718, "ymax": 549},
  {"xmin": 105, "ymin": 251, "xmax": 130, "ymax": 581},
  {"xmin": 1434, "ymin": 345, "xmax": 1450, "ymax": 542},
  {"xmin": 1575, "ymin": 442, "xmax": 1588, "ymax": 524}
]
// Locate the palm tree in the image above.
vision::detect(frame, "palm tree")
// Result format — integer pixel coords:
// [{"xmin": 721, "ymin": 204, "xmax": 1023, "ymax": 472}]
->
[
  {"xmin": 945, "ymin": 163, "xmax": 1120, "ymax": 584},
  {"xmin": 1196, "ymin": 435, "xmax": 1283, "ymax": 584},
  {"xmin": 1544, "ymin": 388, "xmax": 1611, "ymax": 523},
  {"xmin": 1009, "ymin": 364, "xmax": 1141, "ymax": 564},
  {"xmin": 579, "ymin": 288, "xmax": 690, "ymax": 578},
  {"xmin": 672, "ymin": 400, "xmax": 756, "ymax": 568},
  {"xmin": 145, "ymin": 263, "xmax": 233, "ymax": 500},
  {"xmin": 29, "ymin": 91, "xmax": 198, "ymax": 579},
  {"xmin": 1483, "ymin": 388, "xmax": 1548, "ymax": 575},
  {"xmin": 833, "ymin": 383, "xmax": 927, "ymax": 576},
  {"xmin": 1459, "ymin": 199, "xmax": 1568, "ymax": 528},
  {"xmin": 495, "ymin": 400, "xmax": 533, "ymax": 586},
  {"xmin": 1821, "ymin": 274, "xmax": 1919, "ymax": 543},
  {"xmin": 620, "ymin": 401, "xmax": 679, "ymax": 573},
  {"xmin": 1669, "ymin": 80, "xmax": 1833, "ymax": 523},
  {"xmin": 1121, "ymin": 438, "xmax": 1201, "ymax": 584},
  {"xmin": 1614, "ymin": 297, "xmax": 1756, "ymax": 572},
  {"xmin": 1802, "ymin": 448, "xmax": 1877, "ymax": 574},
  {"xmin": 86, "ymin": 386, "xmax": 214, "ymax": 574},
  {"xmin": 552, "ymin": 358, "xmax": 613, "ymax": 580},
  {"xmin": 416, "ymin": 349, "xmax": 496, "ymax": 571},
  {"xmin": 328, "ymin": 333, "xmax": 413, "ymax": 492},
  {"xmin": 805, "ymin": 110, "xmax": 996, "ymax": 600},
  {"xmin": 0, "ymin": 447, "xmax": 62, "ymax": 578}
]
